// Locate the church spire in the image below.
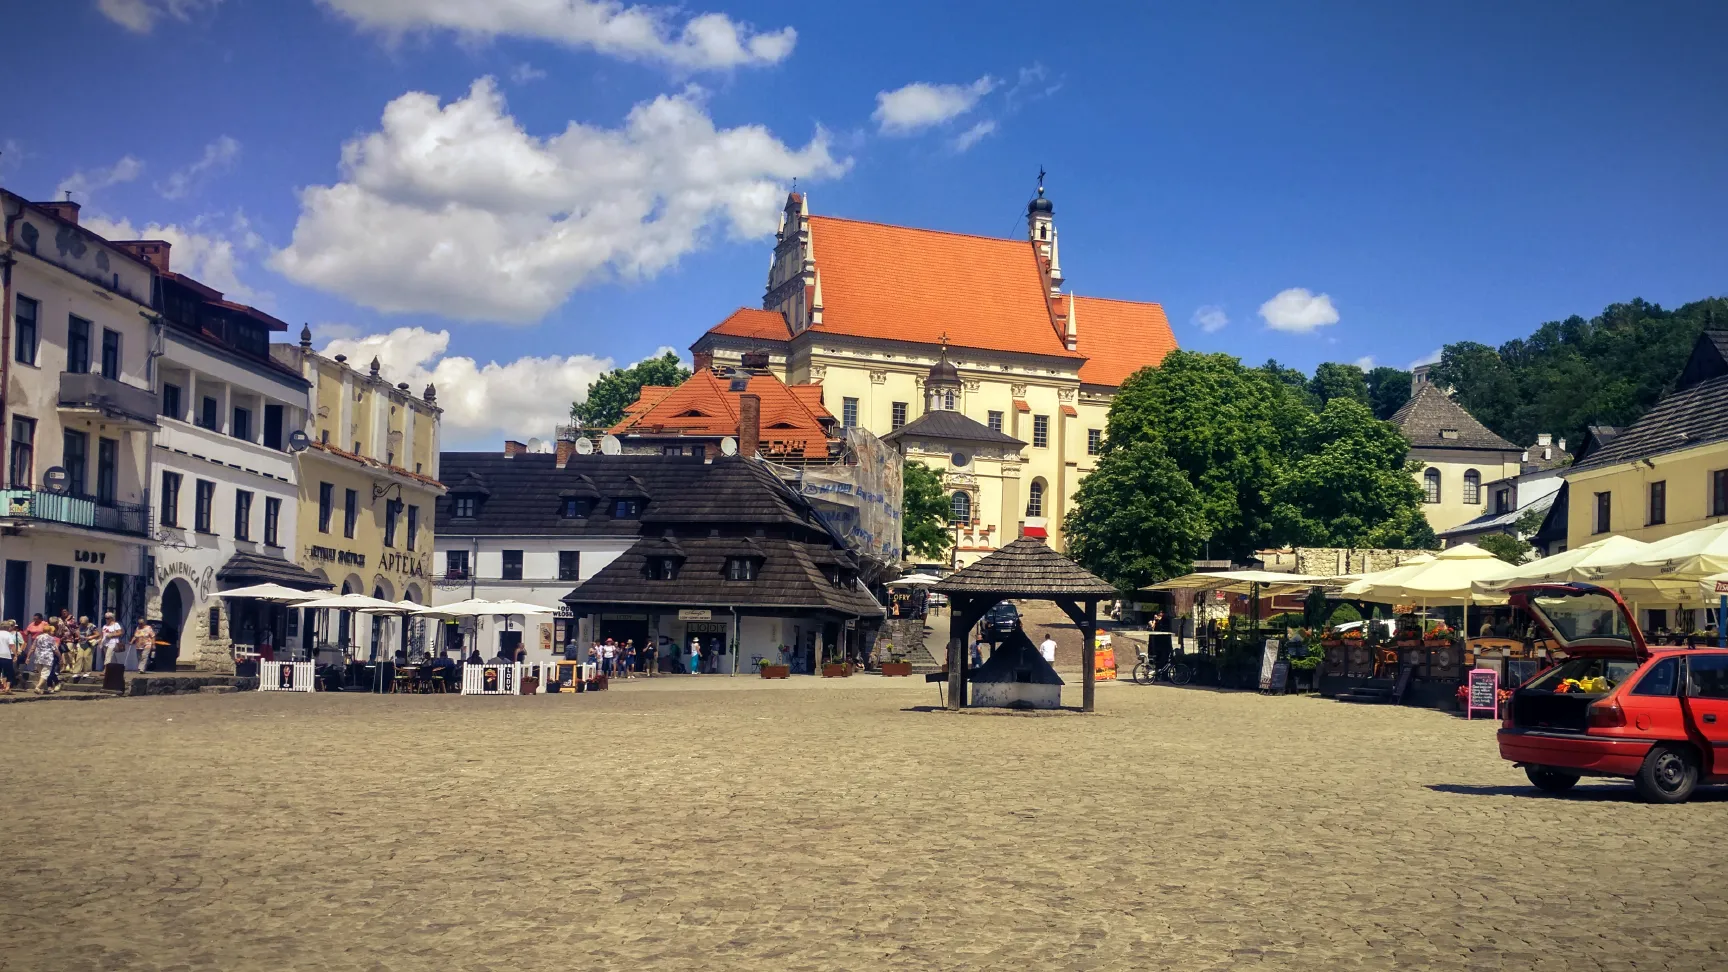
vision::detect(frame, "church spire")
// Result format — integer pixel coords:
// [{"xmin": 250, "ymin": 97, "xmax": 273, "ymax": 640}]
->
[{"xmin": 1027, "ymin": 170, "xmax": 1062, "ymax": 294}]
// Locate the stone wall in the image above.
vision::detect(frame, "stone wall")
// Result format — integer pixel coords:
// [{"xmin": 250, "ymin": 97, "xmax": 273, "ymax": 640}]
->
[{"xmin": 1256, "ymin": 547, "xmax": 1432, "ymax": 578}]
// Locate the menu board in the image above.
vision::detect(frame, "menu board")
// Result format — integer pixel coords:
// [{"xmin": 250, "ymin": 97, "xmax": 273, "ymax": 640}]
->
[
  {"xmin": 1467, "ymin": 667, "xmax": 1499, "ymax": 720},
  {"xmin": 1269, "ymin": 658, "xmax": 1290, "ymax": 696}
]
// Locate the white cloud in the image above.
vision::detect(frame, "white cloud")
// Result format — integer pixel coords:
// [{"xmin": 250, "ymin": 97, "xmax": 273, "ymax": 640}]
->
[
  {"xmin": 1257, "ymin": 287, "xmax": 1339, "ymax": 333},
  {"xmin": 84, "ymin": 211, "xmax": 268, "ymax": 303},
  {"xmin": 1004, "ymin": 63, "xmax": 1063, "ymax": 109},
  {"xmin": 1192, "ymin": 305, "xmax": 1228, "ymax": 333},
  {"xmin": 951, "ymin": 120, "xmax": 996, "ymax": 153},
  {"xmin": 97, "ymin": 0, "xmax": 223, "ymax": 33},
  {"xmin": 1353, "ymin": 355, "xmax": 1376, "ymax": 370},
  {"xmin": 156, "ymin": 135, "xmax": 240, "ymax": 200},
  {"xmin": 508, "ymin": 62, "xmax": 547, "ymax": 84},
  {"xmin": 318, "ymin": 0, "xmax": 795, "ymax": 70},
  {"xmin": 57, "ymin": 155, "xmax": 144, "ymax": 200},
  {"xmin": 873, "ymin": 76, "xmax": 997, "ymax": 134},
  {"xmin": 1409, "ymin": 348, "xmax": 1442, "ymax": 369},
  {"xmin": 271, "ymin": 77, "xmax": 848, "ymax": 323},
  {"xmin": 318, "ymin": 326, "xmax": 620, "ymax": 448}
]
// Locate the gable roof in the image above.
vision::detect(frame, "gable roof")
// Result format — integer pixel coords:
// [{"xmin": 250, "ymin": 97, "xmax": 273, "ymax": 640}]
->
[
  {"xmin": 610, "ymin": 368, "xmax": 834, "ymax": 459},
  {"xmin": 1571, "ymin": 373, "xmax": 1728, "ymax": 472},
  {"xmin": 1072, "ymin": 295, "xmax": 1177, "ymax": 386},
  {"xmin": 934, "ymin": 536, "xmax": 1118, "ymax": 598},
  {"xmin": 1390, "ymin": 382, "xmax": 1520, "ymax": 452},
  {"xmin": 436, "ymin": 453, "xmax": 708, "ymax": 536},
  {"xmin": 1675, "ymin": 329, "xmax": 1728, "ymax": 392},
  {"xmin": 705, "ymin": 306, "xmax": 792, "ymax": 343},
  {"xmin": 881, "ymin": 409, "xmax": 1026, "ymax": 447}
]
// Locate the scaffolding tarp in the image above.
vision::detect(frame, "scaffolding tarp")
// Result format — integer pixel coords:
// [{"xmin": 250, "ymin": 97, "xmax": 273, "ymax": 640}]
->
[{"xmin": 773, "ymin": 428, "xmax": 903, "ymax": 569}]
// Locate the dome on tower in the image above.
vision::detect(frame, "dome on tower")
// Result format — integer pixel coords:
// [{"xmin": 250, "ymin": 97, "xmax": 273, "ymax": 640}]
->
[
  {"xmin": 927, "ymin": 348, "xmax": 960, "ymax": 384},
  {"xmin": 1028, "ymin": 186, "xmax": 1054, "ymax": 215}
]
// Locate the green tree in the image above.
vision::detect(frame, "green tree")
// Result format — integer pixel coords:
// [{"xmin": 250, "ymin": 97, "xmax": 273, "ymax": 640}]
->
[
  {"xmin": 1266, "ymin": 398, "xmax": 1437, "ymax": 549},
  {"xmin": 1365, "ymin": 366, "xmax": 1413, "ymax": 420},
  {"xmin": 1258, "ymin": 358, "xmax": 1320, "ymax": 410},
  {"xmin": 570, "ymin": 351, "xmax": 691, "ymax": 430},
  {"xmin": 1477, "ymin": 532, "xmax": 1532, "ymax": 564},
  {"xmin": 900, "ymin": 461, "xmax": 954, "ymax": 561},
  {"xmin": 1063, "ymin": 441, "xmax": 1208, "ymax": 590},
  {"xmin": 1309, "ymin": 362, "xmax": 1370, "ymax": 408}
]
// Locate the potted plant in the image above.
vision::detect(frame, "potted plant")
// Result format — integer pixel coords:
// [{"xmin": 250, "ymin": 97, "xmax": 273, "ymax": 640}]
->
[
  {"xmin": 1424, "ymin": 622, "xmax": 1454, "ymax": 648},
  {"xmin": 880, "ymin": 649, "xmax": 912, "ymax": 677},
  {"xmin": 821, "ymin": 660, "xmax": 852, "ymax": 678},
  {"xmin": 758, "ymin": 657, "xmax": 791, "ymax": 679}
]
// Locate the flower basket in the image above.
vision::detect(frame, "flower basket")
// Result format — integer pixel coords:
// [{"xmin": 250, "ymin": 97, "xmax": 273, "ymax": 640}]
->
[
  {"xmin": 1320, "ymin": 639, "xmax": 1343, "ymax": 648},
  {"xmin": 1423, "ymin": 638, "xmax": 1452, "ymax": 648},
  {"xmin": 880, "ymin": 661, "xmax": 913, "ymax": 677},
  {"xmin": 759, "ymin": 664, "xmax": 791, "ymax": 679},
  {"xmin": 821, "ymin": 663, "xmax": 852, "ymax": 678}
]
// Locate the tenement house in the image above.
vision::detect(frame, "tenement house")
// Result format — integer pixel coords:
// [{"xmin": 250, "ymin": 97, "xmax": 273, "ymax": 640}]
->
[
  {"xmin": 689, "ymin": 183, "xmax": 1176, "ymax": 560},
  {"xmin": 2, "ymin": 193, "xmax": 159, "ymax": 629}
]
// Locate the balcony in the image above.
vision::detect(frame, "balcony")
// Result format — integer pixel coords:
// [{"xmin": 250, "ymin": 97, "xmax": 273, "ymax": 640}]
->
[
  {"xmin": 0, "ymin": 488, "xmax": 150, "ymax": 537},
  {"xmin": 58, "ymin": 371, "xmax": 160, "ymax": 430}
]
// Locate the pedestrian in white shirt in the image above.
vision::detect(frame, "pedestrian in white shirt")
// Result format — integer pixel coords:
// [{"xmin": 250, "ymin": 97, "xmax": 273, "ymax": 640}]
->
[
  {"xmin": 0, "ymin": 620, "xmax": 17, "ymax": 693},
  {"xmin": 99, "ymin": 613, "xmax": 124, "ymax": 671},
  {"xmin": 1039, "ymin": 634, "xmax": 1058, "ymax": 665}
]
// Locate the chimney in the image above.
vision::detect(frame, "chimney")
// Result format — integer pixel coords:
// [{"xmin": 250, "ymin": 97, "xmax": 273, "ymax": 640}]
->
[
  {"xmin": 555, "ymin": 426, "xmax": 579, "ymax": 469},
  {"xmin": 35, "ymin": 200, "xmax": 80, "ymax": 225},
  {"xmin": 1411, "ymin": 364, "xmax": 1432, "ymax": 395},
  {"xmin": 692, "ymin": 350, "xmax": 714, "ymax": 372},
  {"xmin": 1537, "ymin": 433, "xmax": 1552, "ymax": 447},
  {"xmin": 1558, "ymin": 436, "xmax": 1567, "ymax": 453},
  {"xmin": 112, "ymin": 240, "xmax": 171, "ymax": 272},
  {"xmin": 503, "ymin": 439, "xmax": 526, "ymax": 458},
  {"xmin": 739, "ymin": 393, "xmax": 761, "ymax": 458},
  {"xmin": 741, "ymin": 350, "xmax": 771, "ymax": 374}
]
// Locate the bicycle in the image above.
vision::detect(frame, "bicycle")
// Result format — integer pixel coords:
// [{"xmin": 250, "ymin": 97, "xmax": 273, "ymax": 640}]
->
[{"xmin": 1131, "ymin": 650, "xmax": 1192, "ymax": 686}]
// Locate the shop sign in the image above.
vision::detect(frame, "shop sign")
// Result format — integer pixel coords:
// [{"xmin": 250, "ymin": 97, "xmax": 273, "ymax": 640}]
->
[
  {"xmin": 155, "ymin": 561, "xmax": 216, "ymax": 602},
  {"xmin": 1715, "ymin": 580, "xmax": 1728, "ymax": 594},
  {"xmin": 678, "ymin": 608, "xmax": 712, "ymax": 621},
  {"xmin": 307, "ymin": 545, "xmax": 366, "ymax": 567},
  {"xmin": 377, "ymin": 551, "xmax": 428, "ymax": 577},
  {"xmin": 75, "ymin": 550, "xmax": 108, "ymax": 564}
]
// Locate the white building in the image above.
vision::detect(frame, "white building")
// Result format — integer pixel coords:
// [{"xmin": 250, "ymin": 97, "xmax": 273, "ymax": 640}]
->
[{"xmin": 2, "ymin": 194, "xmax": 158, "ymax": 631}]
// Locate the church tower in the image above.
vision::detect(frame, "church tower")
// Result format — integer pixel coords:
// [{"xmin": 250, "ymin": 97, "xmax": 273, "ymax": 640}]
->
[
  {"xmin": 925, "ymin": 343, "xmax": 962, "ymax": 414},
  {"xmin": 1028, "ymin": 178, "xmax": 1062, "ymax": 294}
]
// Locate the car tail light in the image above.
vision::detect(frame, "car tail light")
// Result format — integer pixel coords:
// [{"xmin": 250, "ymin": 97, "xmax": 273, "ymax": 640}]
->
[{"xmin": 1587, "ymin": 699, "xmax": 1626, "ymax": 729}]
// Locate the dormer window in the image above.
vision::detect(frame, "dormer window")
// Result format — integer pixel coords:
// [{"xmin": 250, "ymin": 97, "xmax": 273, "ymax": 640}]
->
[
  {"xmin": 453, "ymin": 496, "xmax": 477, "ymax": 518},
  {"xmin": 561, "ymin": 497, "xmax": 591, "ymax": 518},
  {"xmin": 646, "ymin": 557, "xmax": 679, "ymax": 580},
  {"xmin": 1440, "ymin": 429, "xmax": 1459, "ymax": 440},
  {"xmin": 725, "ymin": 557, "xmax": 759, "ymax": 581},
  {"xmin": 613, "ymin": 498, "xmax": 643, "ymax": 518}
]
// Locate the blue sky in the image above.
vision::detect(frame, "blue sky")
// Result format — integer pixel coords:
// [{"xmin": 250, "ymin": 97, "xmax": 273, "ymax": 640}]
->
[{"xmin": 4, "ymin": 1, "xmax": 1725, "ymax": 447}]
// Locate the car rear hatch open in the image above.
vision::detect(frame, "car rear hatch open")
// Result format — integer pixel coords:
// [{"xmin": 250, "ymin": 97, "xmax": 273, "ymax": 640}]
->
[{"xmin": 1504, "ymin": 584, "xmax": 1647, "ymax": 733}]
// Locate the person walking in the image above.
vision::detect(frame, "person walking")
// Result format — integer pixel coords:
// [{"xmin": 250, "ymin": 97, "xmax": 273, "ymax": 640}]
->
[
  {"xmin": 1039, "ymin": 633, "xmax": 1058, "ymax": 666},
  {"xmin": 128, "ymin": 619, "xmax": 155, "ymax": 673},
  {"xmin": 31, "ymin": 623, "xmax": 60, "ymax": 694},
  {"xmin": 0, "ymin": 620, "xmax": 17, "ymax": 693},
  {"xmin": 601, "ymin": 638, "xmax": 617, "ymax": 678},
  {"xmin": 688, "ymin": 637, "xmax": 701, "ymax": 676},
  {"xmin": 971, "ymin": 637, "xmax": 987, "ymax": 669},
  {"xmin": 99, "ymin": 613, "xmax": 123, "ymax": 673},
  {"xmin": 622, "ymin": 639, "xmax": 637, "ymax": 679}
]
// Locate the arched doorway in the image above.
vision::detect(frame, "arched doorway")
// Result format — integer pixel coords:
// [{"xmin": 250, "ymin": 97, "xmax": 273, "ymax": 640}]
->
[
  {"xmin": 370, "ymin": 578, "xmax": 396, "ymax": 661},
  {"xmin": 157, "ymin": 578, "xmax": 193, "ymax": 671}
]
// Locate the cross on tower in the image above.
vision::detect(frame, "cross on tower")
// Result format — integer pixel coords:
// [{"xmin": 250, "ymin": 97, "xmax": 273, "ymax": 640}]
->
[{"xmin": 1036, "ymin": 166, "xmax": 1046, "ymax": 193}]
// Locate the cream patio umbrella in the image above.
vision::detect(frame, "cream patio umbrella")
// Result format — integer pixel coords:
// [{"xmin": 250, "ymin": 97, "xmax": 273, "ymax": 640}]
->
[
  {"xmin": 1338, "ymin": 553, "xmax": 1436, "ymax": 598},
  {"xmin": 1350, "ymin": 544, "xmax": 1515, "ymax": 639},
  {"xmin": 1593, "ymin": 521, "xmax": 1728, "ymax": 581},
  {"xmin": 215, "ymin": 583, "xmax": 327, "ymax": 603},
  {"xmin": 1471, "ymin": 535, "xmax": 1652, "ymax": 592}
]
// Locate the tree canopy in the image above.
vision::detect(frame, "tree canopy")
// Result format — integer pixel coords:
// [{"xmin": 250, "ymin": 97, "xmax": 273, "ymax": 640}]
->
[
  {"xmin": 900, "ymin": 461, "xmax": 954, "ymax": 561},
  {"xmin": 570, "ymin": 352, "xmax": 691, "ymax": 430},
  {"xmin": 1267, "ymin": 398, "xmax": 1436, "ymax": 549},
  {"xmin": 1310, "ymin": 362, "xmax": 1370, "ymax": 408},
  {"xmin": 1365, "ymin": 366, "xmax": 1413, "ymax": 420},
  {"xmin": 1063, "ymin": 441, "xmax": 1208, "ymax": 592}
]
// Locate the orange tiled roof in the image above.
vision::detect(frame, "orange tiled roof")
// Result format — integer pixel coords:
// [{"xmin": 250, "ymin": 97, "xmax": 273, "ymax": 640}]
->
[
  {"xmin": 1061, "ymin": 405, "xmax": 1078, "ymax": 418},
  {"xmin": 805, "ymin": 216, "xmax": 1082, "ymax": 360},
  {"xmin": 1013, "ymin": 399, "xmax": 1030, "ymax": 413},
  {"xmin": 706, "ymin": 307, "xmax": 792, "ymax": 342},
  {"xmin": 610, "ymin": 369, "xmax": 833, "ymax": 458},
  {"xmin": 1072, "ymin": 296, "xmax": 1176, "ymax": 387}
]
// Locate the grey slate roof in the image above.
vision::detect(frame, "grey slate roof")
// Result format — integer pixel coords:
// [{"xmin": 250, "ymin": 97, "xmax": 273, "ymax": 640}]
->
[
  {"xmin": 1434, "ymin": 489, "xmax": 1558, "ymax": 540},
  {"xmin": 1390, "ymin": 382, "xmax": 1520, "ymax": 453},
  {"xmin": 881, "ymin": 409, "xmax": 1026, "ymax": 447},
  {"xmin": 436, "ymin": 453, "xmax": 707, "ymax": 537},
  {"xmin": 934, "ymin": 537, "xmax": 1118, "ymax": 598}
]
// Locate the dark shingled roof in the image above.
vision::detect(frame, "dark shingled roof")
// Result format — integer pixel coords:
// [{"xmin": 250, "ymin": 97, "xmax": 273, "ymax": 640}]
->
[
  {"xmin": 216, "ymin": 551, "xmax": 331, "ymax": 590},
  {"xmin": 436, "ymin": 453, "xmax": 708, "ymax": 537},
  {"xmin": 1573, "ymin": 332, "xmax": 1728, "ymax": 472},
  {"xmin": 1390, "ymin": 382, "xmax": 1520, "ymax": 453},
  {"xmin": 934, "ymin": 537, "xmax": 1117, "ymax": 597},
  {"xmin": 881, "ymin": 409, "xmax": 1025, "ymax": 447}
]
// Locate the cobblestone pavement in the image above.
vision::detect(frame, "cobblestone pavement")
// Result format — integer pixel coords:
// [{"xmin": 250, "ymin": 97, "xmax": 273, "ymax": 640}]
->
[{"xmin": 2, "ymin": 678, "xmax": 1723, "ymax": 971}]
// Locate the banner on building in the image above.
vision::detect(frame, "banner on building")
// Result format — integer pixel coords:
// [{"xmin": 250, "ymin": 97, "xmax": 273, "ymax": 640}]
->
[{"xmin": 259, "ymin": 661, "xmax": 315, "ymax": 692}]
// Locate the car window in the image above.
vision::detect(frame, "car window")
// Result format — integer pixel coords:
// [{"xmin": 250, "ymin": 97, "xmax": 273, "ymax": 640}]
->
[
  {"xmin": 1686, "ymin": 654, "xmax": 1728, "ymax": 699},
  {"xmin": 1527, "ymin": 656, "xmax": 1642, "ymax": 693},
  {"xmin": 1631, "ymin": 657, "xmax": 1679, "ymax": 697}
]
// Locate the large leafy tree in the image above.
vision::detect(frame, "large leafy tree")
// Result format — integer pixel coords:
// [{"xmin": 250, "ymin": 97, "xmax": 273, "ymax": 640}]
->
[
  {"xmin": 1309, "ymin": 362, "xmax": 1370, "ymax": 408},
  {"xmin": 1064, "ymin": 441, "xmax": 1208, "ymax": 590},
  {"xmin": 900, "ymin": 461, "xmax": 953, "ymax": 561},
  {"xmin": 1365, "ymin": 366, "xmax": 1413, "ymax": 420},
  {"xmin": 1266, "ymin": 398, "xmax": 1436, "ymax": 549},
  {"xmin": 570, "ymin": 351, "xmax": 691, "ymax": 430}
]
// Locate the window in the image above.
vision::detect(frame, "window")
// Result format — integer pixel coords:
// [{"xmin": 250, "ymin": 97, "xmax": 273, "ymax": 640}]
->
[
  {"xmin": 62, "ymin": 430, "xmax": 88, "ymax": 497},
  {"xmin": 232, "ymin": 407, "xmax": 252, "ymax": 442},
  {"xmin": 264, "ymin": 497, "xmax": 281, "ymax": 546},
  {"xmin": 406, "ymin": 505, "xmax": 418, "ymax": 551},
  {"xmin": 344, "ymin": 489, "xmax": 359, "ymax": 538},
  {"xmin": 208, "ymin": 607, "xmax": 221, "ymax": 639},
  {"xmin": 613, "ymin": 498, "xmax": 643, "ymax": 518},
  {"xmin": 1087, "ymin": 429, "xmax": 1102, "ymax": 456},
  {"xmin": 199, "ymin": 396, "xmax": 219, "ymax": 431},
  {"xmin": 988, "ymin": 411, "xmax": 1003, "ymax": 433},
  {"xmin": 501, "ymin": 550, "xmax": 523, "ymax": 581},
  {"xmin": 1631, "ymin": 657, "xmax": 1679, "ymax": 697},
  {"xmin": 1423, "ymin": 468, "xmax": 1441, "ymax": 504},
  {"xmin": 445, "ymin": 549, "xmax": 469, "ymax": 580},
  {"xmin": 454, "ymin": 495, "xmax": 477, "ymax": 518},
  {"xmin": 943, "ymin": 390, "xmax": 955, "ymax": 410},
  {"xmin": 7, "ymin": 416, "xmax": 34, "ymax": 488},
  {"xmin": 1714, "ymin": 470, "xmax": 1728, "ymax": 518},
  {"xmin": 1687, "ymin": 654, "xmax": 1728, "ymax": 699},
  {"xmin": 561, "ymin": 497, "xmax": 589, "ymax": 518},
  {"xmin": 725, "ymin": 557, "xmax": 758, "ymax": 581},
  {"xmin": 1493, "ymin": 488, "xmax": 1511, "ymax": 515},
  {"xmin": 101, "ymin": 329, "xmax": 120, "ymax": 379},
  {"xmin": 1462, "ymin": 469, "xmax": 1481, "ymax": 506},
  {"xmin": 195, "ymin": 480, "xmax": 215, "ymax": 533},
  {"xmin": 950, "ymin": 491, "xmax": 971, "ymax": 525},
  {"xmin": 160, "ymin": 472, "xmax": 181, "ymax": 527},
  {"xmin": 891, "ymin": 402, "xmax": 908, "ymax": 430},
  {"xmin": 1026, "ymin": 479, "xmax": 1044, "ymax": 518},
  {"xmin": 384, "ymin": 498, "xmax": 402, "ymax": 547},
  {"xmin": 263, "ymin": 404, "xmax": 284, "ymax": 450},
  {"xmin": 1032, "ymin": 415, "xmax": 1049, "ymax": 448},
  {"xmin": 662, "ymin": 445, "xmax": 683, "ymax": 457},
  {"xmin": 67, "ymin": 316, "xmax": 91, "ymax": 374},
  {"xmin": 162, "ymin": 383, "xmax": 182, "ymax": 421},
  {"xmin": 1594, "ymin": 491, "xmax": 1611, "ymax": 535},
  {"xmin": 96, "ymin": 437, "xmax": 117, "ymax": 506},
  {"xmin": 13, "ymin": 295, "xmax": 38, "ymax": 366},
  {"xmin": 1648, "ymin": 480, "xmax": 1667, "ymax": 526},
  {"xmin": 234, "ymin": 489, "xmax": 253, "ymax": 540},
  {"xmin": 842, "ymin": 397, "xmax": 859, "ymax": 428},
  {"xmin": 318, "ymin": 482, "xmax": 334, "ymax": 533},
  {"xmin": 558, "ymin": 551, "xmax": 580, "ymax": 581},
  {"xmin": 646, "ymin": 557, "xmax": 679, "ymax": 580}
]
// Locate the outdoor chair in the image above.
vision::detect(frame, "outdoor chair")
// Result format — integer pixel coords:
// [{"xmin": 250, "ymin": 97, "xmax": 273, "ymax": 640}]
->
[{"xmin": 1372, "ymin": 648, "xmax": 1399, "ymax": 679}]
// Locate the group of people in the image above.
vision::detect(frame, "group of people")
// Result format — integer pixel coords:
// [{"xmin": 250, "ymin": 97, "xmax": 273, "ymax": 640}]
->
[
  {"xmin": 0, "ymin": 611, "xmax": 154, "ymax": 695},
  {"xmin": 575, "ymin": 636, "xmax": 656, "ymax": 678}
]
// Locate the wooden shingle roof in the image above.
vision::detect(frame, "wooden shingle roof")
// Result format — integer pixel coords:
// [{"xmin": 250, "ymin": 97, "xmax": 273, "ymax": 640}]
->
[
  {"xmin": 934, "ymin": 537, "xmax": 1117, "ymax": 598},
  {"xmin": 1390, "ymin": 382, "xmax": 1519, "ymax": 453}
]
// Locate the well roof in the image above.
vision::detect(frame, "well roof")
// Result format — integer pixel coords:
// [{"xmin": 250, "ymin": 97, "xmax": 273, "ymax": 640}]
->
[{"xmin": 933, "ymin": 537, "xmax": 1117, "ymax": 598}]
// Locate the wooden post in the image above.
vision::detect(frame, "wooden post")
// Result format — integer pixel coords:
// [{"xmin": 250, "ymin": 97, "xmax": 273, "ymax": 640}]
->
[
  {"xmin": 947, "ymin": 596, "xmax": 967, "ymax": 710},
  {"xmin": 1083, "ymin": 599, "xmax": 1097, "ymax": 712}
]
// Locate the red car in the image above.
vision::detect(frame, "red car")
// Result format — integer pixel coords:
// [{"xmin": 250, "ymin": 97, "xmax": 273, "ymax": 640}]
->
[{"xmin": 1497, "ymin": 583, "xmax": 1728, "ymax": 803}]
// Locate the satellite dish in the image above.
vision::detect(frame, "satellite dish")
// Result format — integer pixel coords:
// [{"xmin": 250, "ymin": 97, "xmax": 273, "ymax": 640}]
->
[
  {"xmin": 41, "ymin": 466, "xmax": 70, "ymax": 495},
  {"xmin": 600, "ymin": 434, "xmax": 622, "ymax": 456},
  {"xmin": 720, "ymin": 436, "xmax": 738, "ymax": 457},
  {"xmin": 573, "ymin": 437, "xmax": 594, "ymax": 455},
  {"xmin": 527, "ymin": 437, "xmax": 543, "ymax": 453},
  {"xmin": 288, "ymin": 429, "xmax": 311, "ymax": 453}
]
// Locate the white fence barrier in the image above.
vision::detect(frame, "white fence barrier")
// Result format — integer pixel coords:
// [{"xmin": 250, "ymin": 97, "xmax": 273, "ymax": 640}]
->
[
  {"xmin": 259, "ymin": 661, "xmax": 316, "ymax": 692},
  {"xmin": 462, "ymin": 663, "xmax": 523, "ymax": 696}
]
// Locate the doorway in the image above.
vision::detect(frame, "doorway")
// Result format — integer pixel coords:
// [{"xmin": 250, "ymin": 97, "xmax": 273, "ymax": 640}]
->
[
  {"xmin": 158, "ymin": 579, "xmax": 191, "ymax": 671},
  {"xmin": 3, "ymin": 560, "xmax": 26, "ymax": 625}
]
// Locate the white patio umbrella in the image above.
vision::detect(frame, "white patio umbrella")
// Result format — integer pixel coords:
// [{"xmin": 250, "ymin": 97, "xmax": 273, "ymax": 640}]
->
[
  {"xmin": 1349, "ymin": 544, "xmax": 1514, "ymax": 638},
  {"xmin": 296, "ymin": 592, "xmax": 404, "ymax": 611},
  {"xmin": 216, "ymin": 583, "xmax": 327, "ymax": 603},
  {"xmin": 1593, "ymin": 521, "xmax": 1728, "ymax": 581},
  {"xmin": 886, "ymin": 574, "xmax": 943, "ymax": 587},
  {"xmin": 1339, "ymin": 553, "xmax": 1436, "ymax": 597},
  {"xmin": 1471, "ymin": 535, "xmax": 1652, "ymax": 592}
]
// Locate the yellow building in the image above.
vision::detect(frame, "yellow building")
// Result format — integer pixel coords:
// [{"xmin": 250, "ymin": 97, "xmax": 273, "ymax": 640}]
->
[
  {"xmin": 271, "ymin": 333, "xmax": 444, "ymax": 658},
  {"xmin": 1563, "ymin": 331, "xmax": 1728, "ymax": 553},
  {"xmin": 1391, "ymin": 370, "xmax": 1523, "ymax": 535},
  {"xmin": 690, "ymin": 185, "xmax": 1175, "ymax": 563}
]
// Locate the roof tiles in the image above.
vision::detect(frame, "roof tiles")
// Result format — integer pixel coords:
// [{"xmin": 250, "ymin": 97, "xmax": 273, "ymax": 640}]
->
[{"xmin": 1072, "ymin": 295, "xmax": 1176, "ymax": 386}]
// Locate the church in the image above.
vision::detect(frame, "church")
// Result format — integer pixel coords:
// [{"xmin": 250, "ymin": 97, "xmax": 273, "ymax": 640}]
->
[{"xmin": 690, "ymin": 183, "xmax": 1176, "ymax": 563}]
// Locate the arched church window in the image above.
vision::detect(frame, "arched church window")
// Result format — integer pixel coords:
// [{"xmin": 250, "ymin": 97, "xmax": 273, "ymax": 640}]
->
[
  {"xmin": 1423, "ymin": 468, "xmax": 1441, "ymax": 504},
  {"xmin": 1026, "ymin": 479, "xmax": 1045, "ymax": 518},
  {"xmin": 950, "ymin": 491, "xmax": 971, "ymax": 526}
]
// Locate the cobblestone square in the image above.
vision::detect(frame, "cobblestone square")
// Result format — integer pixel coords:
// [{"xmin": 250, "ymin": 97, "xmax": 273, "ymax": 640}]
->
[{"xmin": 2, "ymin": 678, "xmax": 1722, "ymax": 971}]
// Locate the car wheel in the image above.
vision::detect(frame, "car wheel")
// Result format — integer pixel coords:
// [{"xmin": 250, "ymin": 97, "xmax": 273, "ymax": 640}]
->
[
  {"xmin": 1633, "ymin": 745, "xmax": 1698, "ymax": 804},
  {"xmin": 1524, "ymin": 767, "xmax": 1580, "ymax": 795}
]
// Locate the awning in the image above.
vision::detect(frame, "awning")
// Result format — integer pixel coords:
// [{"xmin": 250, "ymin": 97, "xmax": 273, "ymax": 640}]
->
[
  {"xmin": 1012, "ymin": 399, "xmax": 1031, "ymax": 413},
  {"xmin": 215, "ymin": 551, "xmax": 331, "ymax": 591}
]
